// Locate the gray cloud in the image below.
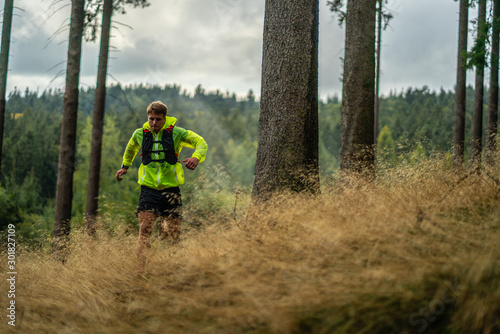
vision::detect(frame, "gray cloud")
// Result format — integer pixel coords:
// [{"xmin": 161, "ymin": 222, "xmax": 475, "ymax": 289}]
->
[{"xmin": 4, "ymin": 0, "xmax": 480, "ymax": 99}]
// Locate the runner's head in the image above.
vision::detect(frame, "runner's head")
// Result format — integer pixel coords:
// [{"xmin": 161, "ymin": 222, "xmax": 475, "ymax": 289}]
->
[
  {"xmin": 147, "ymin": 101, "xmax": 167, "ymax": 133},
  {"xmin": 147, "ymin": 101, "xmax": 168, "ymax": 117}
]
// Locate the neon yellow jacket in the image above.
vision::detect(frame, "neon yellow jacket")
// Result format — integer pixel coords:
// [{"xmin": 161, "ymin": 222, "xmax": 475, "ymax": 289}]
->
[{"xmin": 121, "ymin": 116, "xmax": 207, "ymax": 190}]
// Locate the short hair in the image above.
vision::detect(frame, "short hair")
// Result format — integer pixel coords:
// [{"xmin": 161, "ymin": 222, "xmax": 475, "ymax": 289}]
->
[{"xmin": 147, "ymin": 101, "xmax": 168, "ymax": 116}]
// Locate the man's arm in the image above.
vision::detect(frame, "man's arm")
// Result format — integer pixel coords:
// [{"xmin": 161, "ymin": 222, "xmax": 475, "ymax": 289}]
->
[
  {"xmin": 182, "ymin": 157, "xmax": 199, "ymax": 170},
  {"xmin": 116, "ymin": 129, "xmax": 141, "ymax": 181},
  {"xmin": 116, "ymin": 167, "xmax": 128, "ymax": 181},
  {"xmin": 181, "ymin": 130, "xmax": 208, "ymax": 168}
]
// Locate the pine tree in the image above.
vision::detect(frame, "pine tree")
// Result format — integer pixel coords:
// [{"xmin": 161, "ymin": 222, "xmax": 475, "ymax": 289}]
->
[
  {"xmin": 486, "ymin": 0, "xmax": 500, "ymax": 165},
  {"xmin": 85, "ymin": 0, "xmax": 150, "ymax": 234},
  {"xmin": 252, "ymin": 0, "xmax": 320, "ymax": 199},
  {"xmin": 0, "ymin": 0, "xmax": 14, "ymax": 184},
  {"xmin": 340, "ymin": 0, "xmax": 377, "ymax": 176},
  {"xmin": 471, "ymin": 0, "xmax": 487, "ymax": 167},
  {"xmin": 453, "ymin": 0, "xmax": 469, "ymax": 168},
  {"xmin": 53, "ymin": 0, "xmax": 86, "ymax": 260},
  {"xmin": 85, "ymin": 0, "xmax": 113, "ymax": 234}
]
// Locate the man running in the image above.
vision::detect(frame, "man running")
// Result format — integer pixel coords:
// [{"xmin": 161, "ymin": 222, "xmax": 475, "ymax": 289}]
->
[{"xmin": 116, "ymin": 101, "xmax": 207, "ymax": 270}]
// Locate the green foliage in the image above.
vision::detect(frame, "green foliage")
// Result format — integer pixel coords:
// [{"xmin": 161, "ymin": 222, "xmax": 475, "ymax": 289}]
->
[
  {"xmin": 380, "ymin": 86, "xmax": 476, "ymax": 156},
  {"xmin": 318, "ymin": 100, "xmax": 341, "ymax": 175},
  {"xmin": 328, "ymin": 0, "xmax": 394, "ymax": 28},
  {"xmin": 72, "ymin": 114, "xmax": 138, "ymax": 222},
  {"xmin": 1, "ymin": 103, "xmax": 61, "ymax": 198},
  {"xmin": 378, "ymin": 125, "xmax": 396, "ymax": 151},
  {"xmin": 408, "ymin": 142, "xmax": 427, "ymax": 164},
  {"xmin": 377, "ymin": 125, "xmax": 397, "ymax": 166},
  {"xmin": 0, "ymin": 172, "xmax": 51, "ymax": 246},
  {"xmin": 465, "ymin": 0, "xmax": 490, "ymax": 70},
  {"xmin": 327, "ymin": 0, "xmax": 346, "ymax": 25},
  {"xmin": 0, "ymin": 187, "xmax": 21, "ymax": 230},
  {"xmin": 182, "ymin": 165, "xmax": 237, "ymax": 228}
]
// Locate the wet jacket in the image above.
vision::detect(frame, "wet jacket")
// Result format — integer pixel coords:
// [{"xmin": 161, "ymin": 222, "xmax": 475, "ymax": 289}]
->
[{"xmin": 121, "ymin": 116, "xmax": 208, "ymax": 190}]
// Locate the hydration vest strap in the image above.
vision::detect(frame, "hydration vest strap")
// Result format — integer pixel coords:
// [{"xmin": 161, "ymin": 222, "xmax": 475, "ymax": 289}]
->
[{"xmin": 141, "ymin": 126, "xmax": 177, "ymax": 165}]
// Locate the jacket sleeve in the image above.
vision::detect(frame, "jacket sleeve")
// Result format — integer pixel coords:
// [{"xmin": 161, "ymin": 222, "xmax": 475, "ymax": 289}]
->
[
  {"xmin": 121, "ymin": 129, "xmax": 142, "ymax": 166},
  {"xmin": 181, "ymin": 130, "xmax": 208, "ymax": 163}
]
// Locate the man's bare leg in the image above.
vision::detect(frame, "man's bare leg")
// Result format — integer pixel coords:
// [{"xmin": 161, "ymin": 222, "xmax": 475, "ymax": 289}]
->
[
  {"xmin": 136, "ymin": 211, "xmax": 157, "ymax": 271},
  {"xmin": 160, "ymin": 218, "xmax": 181, "ymax": 242}
]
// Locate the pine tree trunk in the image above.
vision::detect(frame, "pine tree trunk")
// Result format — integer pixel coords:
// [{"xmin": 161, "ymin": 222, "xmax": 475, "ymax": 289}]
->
[
  {"xmin": 0, "ymin": 0, "xmax": 14, "ymax": 184},
  {"xmin": 486, "ymin": 0, "xmax": 500, "ymax": 166},
  {"xmin": 53, "ymin": 0, "xmax": 86, "ymax": 260},
  {"xmin": 252, "ymin": 0, "xmax": 319, "ymax": 199},
  {"xmin": 471, "ymin": 0, "xmax": 487, "ymax": 167},
  {"xmin": 453, "ymin": 0, "xmax": 469, "ymax": 168},
  {"xmin": 340, "ymin": 0, "xmax": 377, "ymax": 176},
  {"xmin": 374, "ymin": 0, "xmax": 382, "ymax": 150},
  {"xmin": 85, "ymin": 0, "xmax": 113, "ymax": 234}
]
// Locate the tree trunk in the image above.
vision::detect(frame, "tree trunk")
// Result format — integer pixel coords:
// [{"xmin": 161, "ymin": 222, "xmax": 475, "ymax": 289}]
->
[
  {"xmin": 471, "ymin": 0, "xmax": 487, "ymax": 167},
  {"xmin": 252, "ymin": 0, "xmax": 319, "ymax": 200},
  {"xmin": 374, "ymin": 0, "xmax": 382, "ymax": 151},
  {"xmin": 53, "ymin": 0, "xmax": 86, "ymax": 260},
  {"xmin": 0, "ymin": 0, "xmax": 14, "ymax": 184},
  {"xmin": 453, "ymin": 0, "xmax": 469, "ymax": 168},
  {"xmin": 486, "ymin": 0, "xmax": 500, "ymax": 166},
  {"xmin": 85, "ymin": 0, "xmax": 113, "ymax": 234},
  {"xmin": 340, "ymin": 0, "xmax": 377, "ymax": 176}
]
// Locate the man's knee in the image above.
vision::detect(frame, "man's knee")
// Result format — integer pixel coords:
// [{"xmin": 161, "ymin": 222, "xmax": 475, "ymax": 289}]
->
[
  {"xmin": 138, "ymin": 211, "xmax": 157, "ymax": 235},
  {"xmin": 162, "ymin": 218, "xmax": 181, "ymax": 241}
]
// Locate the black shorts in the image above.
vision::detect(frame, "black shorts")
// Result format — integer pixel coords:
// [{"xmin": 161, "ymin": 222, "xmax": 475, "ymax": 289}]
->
[{"xmin": 137, "ymin": 186, "xmax": 182, "ymax": 218}]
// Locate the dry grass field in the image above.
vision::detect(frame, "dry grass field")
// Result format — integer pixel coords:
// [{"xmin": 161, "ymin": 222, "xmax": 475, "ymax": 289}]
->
[{"xmin": 1, "ymin": 159, "xmax": 500, "ymax": 333}]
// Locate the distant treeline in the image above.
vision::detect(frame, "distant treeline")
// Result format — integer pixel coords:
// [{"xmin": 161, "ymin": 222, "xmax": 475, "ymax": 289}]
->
[{"xmin": 0, "ymin": 83, "xmax": 484, "ymax": 235}]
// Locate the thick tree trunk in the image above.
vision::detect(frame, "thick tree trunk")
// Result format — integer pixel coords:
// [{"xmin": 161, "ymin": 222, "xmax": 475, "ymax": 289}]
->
[
  {"xmin": 85, "ymin": 0, "xmax": 113, "ymax": 234},
  {"xmin": 453, "ymin": 0, "xmax": 469, "ymax": 168},
  {"xmin": 471, "ymin": 0, "xmax": 487, "ymax": 167},
  {"xmin": 486, "ymin": 0, "xmax": 500, "ymax": 166},
  {"xmin": 53, "ymin": 0, "xmax": 86, "ymax": 260},
  {"xmin": 252, "ymin": 0, "xmax": 319, "ymax": 199},
  {"xmin": 0, "ymin": 0, "xmax": 14, "ymax": 183},
  {"xmin": 340, "ymin": 0, "xmax": 377, "ymax": 176}
]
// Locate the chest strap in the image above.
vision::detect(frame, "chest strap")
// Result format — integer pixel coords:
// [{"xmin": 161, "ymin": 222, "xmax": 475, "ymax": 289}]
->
[{"xmin": 141, "ymin": 125, "xmax": 178, "ymax": 165}]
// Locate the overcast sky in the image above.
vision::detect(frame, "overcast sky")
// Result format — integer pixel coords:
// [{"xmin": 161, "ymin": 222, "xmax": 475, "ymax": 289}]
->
[{"xmin": 4, "ymin": 0, "xmax": 477, "ymax": 100}]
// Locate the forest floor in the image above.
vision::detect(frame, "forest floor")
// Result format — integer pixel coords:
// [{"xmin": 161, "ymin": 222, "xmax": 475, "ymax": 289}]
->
[{"xmin": 1, "ymin": 159, "xmax": 500, "ymax": 334}]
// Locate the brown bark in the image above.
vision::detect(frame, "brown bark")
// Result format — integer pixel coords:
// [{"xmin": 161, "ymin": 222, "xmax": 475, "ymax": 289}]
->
[
  {"xmin": 0, "ymin": 0, "xmax": 14, "ymax": 183},
  {"xmin": 374, "ymin": 0, "xmax": 382, "ymax": 149},
  {"xmin": 453, "ymin": 0, "xmax": 469, "ymax": 168},
  {"xmin": 486, "ymin": 0, "xmax": 500, "ymax": 166},
  {"xmin": 471, "ymin": 0, "xmax": 487, "ymax": 167},
  {"xmin": 53, "ymin": 0, "xmax": 86, "ymax": 260},
  {"xmin": 85, "ymin": 0, "xmax": 113, "ymax": 233},
  {"xmin": 340, "ymin": 0, "xmax": 377, "ymax": 176},
  {"xmin": 252, "ymin": 0, "xmax": 319, "ymax": 199}
]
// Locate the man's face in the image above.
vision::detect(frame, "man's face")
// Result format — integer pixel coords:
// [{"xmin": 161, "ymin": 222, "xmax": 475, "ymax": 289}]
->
[{"xmin": 148, "ymin": 112, "xmax": 166, "ymax": 133}]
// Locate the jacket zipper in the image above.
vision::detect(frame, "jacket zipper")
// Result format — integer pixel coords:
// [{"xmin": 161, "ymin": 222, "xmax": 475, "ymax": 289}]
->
[
  {"xmin": 155, "ymin": 131, "xmax": 161, "ymax": 187},
  {"xmin": 173, "ymin": 164, "xmax": 179, "ymax": 184}
]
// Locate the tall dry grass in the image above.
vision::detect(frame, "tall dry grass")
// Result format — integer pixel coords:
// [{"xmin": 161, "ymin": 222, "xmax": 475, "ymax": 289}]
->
[{"xmin": 1, "ymin": 159, "xmax": 500, "ymax": 333}]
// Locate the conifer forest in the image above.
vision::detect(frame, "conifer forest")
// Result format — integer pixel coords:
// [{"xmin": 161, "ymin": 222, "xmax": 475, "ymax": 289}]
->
[{"xmin": 0, "ymin": 0, "xmax": 499, "ymax": 333}]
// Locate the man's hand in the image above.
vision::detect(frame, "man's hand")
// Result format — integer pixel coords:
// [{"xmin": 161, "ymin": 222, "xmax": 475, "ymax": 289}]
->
[
  {"xmin": 183, "ymin": 157, "xmax": 199, "ymax": 170},
  {"xmin": 116, "ymin": 168, "xmax": 128, "ymax": 181}
]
